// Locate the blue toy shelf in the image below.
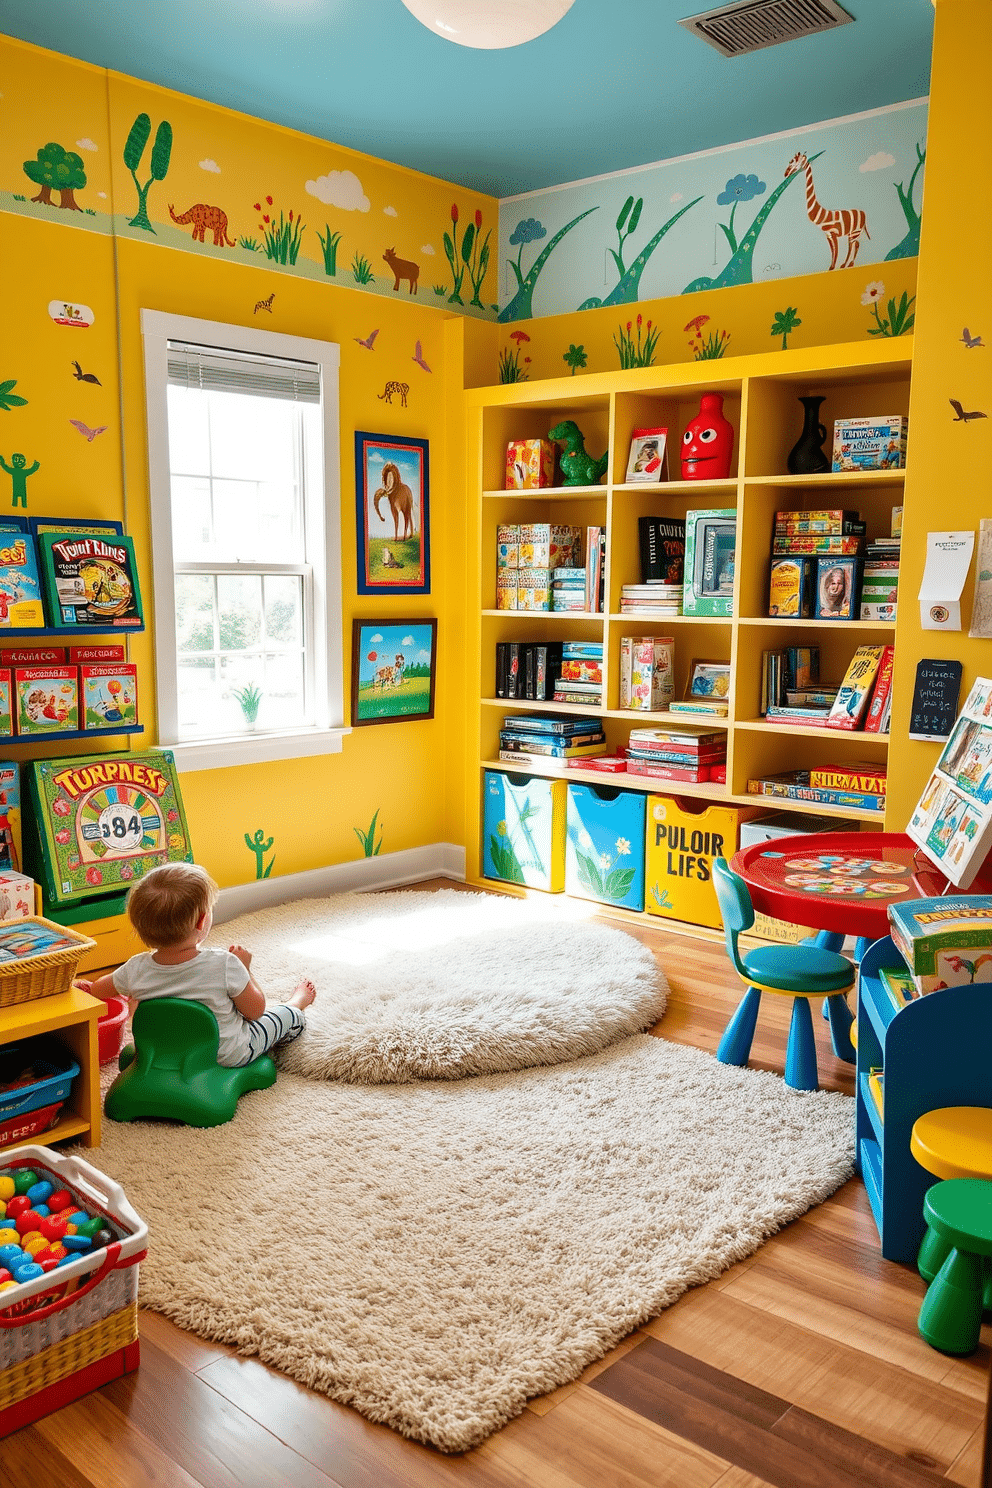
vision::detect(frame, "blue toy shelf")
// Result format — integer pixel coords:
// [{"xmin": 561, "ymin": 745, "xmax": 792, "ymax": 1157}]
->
[{"xmin": 855, "ymin": 934, "xmax": 992, "ymax": 1264}]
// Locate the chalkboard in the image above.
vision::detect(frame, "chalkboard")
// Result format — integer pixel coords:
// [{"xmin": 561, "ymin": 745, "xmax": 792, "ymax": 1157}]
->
[{"xmin": 909, "ymin": 658, "xmax": 963, "ymax": 741}]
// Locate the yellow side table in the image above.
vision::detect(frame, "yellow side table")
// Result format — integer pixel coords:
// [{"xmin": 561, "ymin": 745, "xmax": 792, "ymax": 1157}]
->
[{"xmin": 0, "ymin": 987, "xmax": 102, "ymax": 1151}]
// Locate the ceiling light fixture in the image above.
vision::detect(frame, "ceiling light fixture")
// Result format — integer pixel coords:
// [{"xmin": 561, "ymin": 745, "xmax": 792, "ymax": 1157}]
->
[{"xmin": 399, "ymin": 0, "xmax": 577, "ymax": 49}]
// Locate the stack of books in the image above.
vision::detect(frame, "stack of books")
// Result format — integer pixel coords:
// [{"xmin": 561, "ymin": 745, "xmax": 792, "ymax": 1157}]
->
[
  {"xmin": 746, "ymin": 764, "xmax": 886, "ymax": 812},
  {"xmin": 495, "ymin": 641, "xmax": 562, "ymax": 701},
  {"xmin": 553, "ymin": 640, "xmax": 603, "ymax": 706},
  {"xmin": 760, "ymin": 646, "xmax": 823, "ymax": 721},
  {"xmin": 551, "ymin": 566, "xmax": 588, "ymax": 612},
  {"xmin": 620, "ymin": 583, "xmax": 682, "ymax": 615},
  {"xmin": 584, "ymin": 526, "xmax": 606, "ymax": 614},
  {"xmin": 860, "ymin": 535, "xmax": 901, "ymax": 620},
  {"xmin": 498, "ymin": 714, "xmax": 607, "ymax": 768},
  {"xmin": 826, "ymin": 644, "xmax": 894, "ymax": 732},
  {"xmin": 623, "ymin": 725, "xmax": 727, "ymax": 783},
  {"xmin": 769, "ymin": 510, "xmax": 866, "ymax": 620}
]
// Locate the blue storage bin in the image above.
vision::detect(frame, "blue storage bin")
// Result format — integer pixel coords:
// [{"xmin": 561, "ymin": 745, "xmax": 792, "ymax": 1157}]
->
[
  {"xmin": 0, "ymin": 1037, "xmax": 80, "ymax": 1122},
  {"xmin": 482, "ymin": 770, "xmax": 566, "ymax": 892},
  {"xmin": 566, "ymin": 783, "xmax": 646, "ymax": 911}
]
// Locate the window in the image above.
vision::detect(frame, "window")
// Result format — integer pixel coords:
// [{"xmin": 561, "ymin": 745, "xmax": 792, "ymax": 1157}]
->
[{"xmin": 141, "ymin": 312, "xmax": 344, "ymax": 770}]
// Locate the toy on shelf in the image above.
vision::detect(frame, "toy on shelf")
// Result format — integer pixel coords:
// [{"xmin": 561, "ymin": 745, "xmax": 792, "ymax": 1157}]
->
[
  {"xmin": 832, "ymin": 414, "xmax": 907, "ymax": 472},
  {"xmin": 547, "ymin": 420, "xmax": 608, "ymax": 487},
  {"xmin": 505, "ymin": 438, "xmax": 555, "ymax": 490},
  {"xmin": 680, "ymin": 393, "xmax": 734, "ymax": 481},
  {"xmin": 787, "ymin": 395, "xmax": 830, "ymax": 475}
]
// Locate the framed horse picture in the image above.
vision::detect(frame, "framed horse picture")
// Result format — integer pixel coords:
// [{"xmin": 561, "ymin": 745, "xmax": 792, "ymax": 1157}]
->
[
  {"xmin": 354, "ymin": 431, "xmax": 430, "ymax": 595},
  {"xmin": 351, "ymin": 618, "xmax": 437, "ymax": 726}
]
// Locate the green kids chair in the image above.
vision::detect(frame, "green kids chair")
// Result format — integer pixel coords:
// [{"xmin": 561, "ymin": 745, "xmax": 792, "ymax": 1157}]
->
[
  {"xmin": 104, "ymin": 996, "xmax": 277, "ymax": 1128},
  {"xmin": 712, "ymin": 857, "xmax": 856, "ymax": 1092}
]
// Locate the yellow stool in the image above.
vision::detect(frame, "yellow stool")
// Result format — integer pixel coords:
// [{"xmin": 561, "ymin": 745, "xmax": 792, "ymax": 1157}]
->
[{"xmin": 911, "ymin": 1108, "xmax": 992, "ymax": 1296}]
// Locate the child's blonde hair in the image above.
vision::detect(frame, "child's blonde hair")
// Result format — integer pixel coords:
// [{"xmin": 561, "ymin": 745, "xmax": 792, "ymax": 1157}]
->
[{"xmin": 126, "ymin": 862, "xmax": 218, "ymax": 949}]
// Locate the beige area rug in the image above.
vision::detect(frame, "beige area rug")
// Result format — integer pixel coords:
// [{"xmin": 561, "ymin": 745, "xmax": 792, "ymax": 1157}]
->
[
  {"xmin": 206, "ymin": 889, "xmax": 669, "ymax": 1082},
  {"xmin": 90, "ymin": 1035, "xmax": 854, "ymax": 1452}
]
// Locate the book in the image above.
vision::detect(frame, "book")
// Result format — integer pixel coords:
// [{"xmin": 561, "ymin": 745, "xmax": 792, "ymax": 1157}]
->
[
  {"xmin": 815, "ymin": 556, "xmax": 863, "ymax": 620},
  {"xmin": 863, "ymin": 647, "xmax": 895, "ymax": 733},
  {"xmin": 810, "ymin": 764, "xmax": 887, "ymax": 795},
  {"xmin": 771, "ymin": 535, "xmax": 865, "ymax": 556},
  {"xmin": 38, "ymin": 531, "xmax": 144, "ymax": 629},
  {"xmin": 764, "ymin": 706, "xmax": 830, "ymax": 725},
  {"xmin": 878, "ymin": 965, "xmax": 919, "ymax": 1010},
  {"xmin": 637, "ymin": 515, "xmax": 685, "ymax": 584},
  {"xmin": 626, "ymin": 428, "xmax": 669, "ymax": 483},
  {"xmin": 669, "ymin": 700, "xmax": 729, "ymax": 717},
  {"xmin": 562, "ymin": 641, "xmax": 603, "ymax": 659},
  {"xmin": 774, "ymin": 509, "xmax": 863, "ymax": 532},
  {"xmin": 553, "ymin": 691, "xmax": 603, "ymax": 706},
  {"xmin": 826, "ymin": 645, "xmax": 886, "ymax": 730},
  {"xmin": 625, "ymin": 760, "xmax": 712, "ymax": 782},
  {"xmin": 628, "ymin": 726, "xmax": 725, "ymax": 749},
  {"xmin": 561, "ymin": 659, "xmax": 603, "ymax": 684},
  {"xmin": 498, "ymin": 749, "xmax": 601, "ymax": 768},
  {"xmin": 565, "ymin": 755, "xmax": 628, "ymax": 773},
  {"xmin": 501, "ymin": 715, "xmax": 595, "ymax": 735},
  {"xmin": 499, "ymin": 738, "xmax": 607, "ymax": 758}
]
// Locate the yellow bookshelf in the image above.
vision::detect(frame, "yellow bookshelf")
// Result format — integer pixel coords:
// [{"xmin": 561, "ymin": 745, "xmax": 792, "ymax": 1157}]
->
[{"xmin": 465, "ymin": 338, "xmax": 910, "ymax": 937}]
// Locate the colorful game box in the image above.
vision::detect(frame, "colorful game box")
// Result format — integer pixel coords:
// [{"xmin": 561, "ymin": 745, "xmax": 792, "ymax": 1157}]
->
[
  {"xmin": 0, "ymin": 765, "xmax": 22, "ymax": 873},
  {"xmin": 69, "ymin": 645, "xmax": 127, "ymax": 664},
  {"xmin": 888, "ymin": 895, "xmax": 992, "ymax": 994},
  {"xmin": 768, "ymin": 556, "xmax": 815, "ymax": 618},
  {"xmin": 815, "ymin": 556, "xmax": 863, "ymax": 619},
  {"xmin": 80, "ymin": 663, "xmax": 137, "ymax": 730},
  {"xmin": 0, "ymin": 670, "xmax": 11, "ymax": 739},
  {"xmin": 683, "ymin": 510, "xmax": 736, "ymax": 618},
  {"xmin": 26, "ymin": 750, "xmax": 193, "ymax": 908},
  {"xmin": 832, "ymin": 416, "xmax": 907, "ymax": 472},
  {"xmin": 619, "ymin": 636, "xmax": 675, "ymax": 711},
  {"xmin": 37, "ymin": 531, "xmax": 143, "ymax": 630},
  {"xmin": 505, "ymin": 439, "xmax": 556, "ymax": 490},
  {"xmin": 14, "ymin": 667, "xmax": 78, "ymax": 735},
  {"xmin": 0, "ymin": 871, "xmax": 34, "ymax": 921},
  {"xmin": 0, "ymin": 523, "xmax": 45, "ymax": 628}
]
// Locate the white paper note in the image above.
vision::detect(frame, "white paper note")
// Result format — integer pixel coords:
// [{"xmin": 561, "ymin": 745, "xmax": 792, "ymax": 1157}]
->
[{"xmin": 918, "ymin": 530, "xmax": 975, "ymax": 630}]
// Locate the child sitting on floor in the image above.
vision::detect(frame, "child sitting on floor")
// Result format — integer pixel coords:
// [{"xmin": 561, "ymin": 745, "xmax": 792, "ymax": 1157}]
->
[{"xmin": 80, "ymin": 862, "xmax": 316, "ymax": 1067}]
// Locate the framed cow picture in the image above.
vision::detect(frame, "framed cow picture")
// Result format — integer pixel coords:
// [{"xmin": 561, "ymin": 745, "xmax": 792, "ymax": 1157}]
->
[
  {"xmin": 354, "ymin": 432, "xmax": 430, "ymax": 595},
  {"xmin": 351, "ymin": 618, "xmax": 437, "ymax": 726}
]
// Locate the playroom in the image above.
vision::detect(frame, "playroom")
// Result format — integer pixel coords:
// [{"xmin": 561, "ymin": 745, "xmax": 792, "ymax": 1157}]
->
[{"xmin": 3, "ymin": 0, "xmax": 992, "ymax": 1482}]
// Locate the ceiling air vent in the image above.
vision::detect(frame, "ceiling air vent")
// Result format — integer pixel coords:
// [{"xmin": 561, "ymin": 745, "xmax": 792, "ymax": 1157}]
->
[{"xmin": 679, "ymin": 0, "xmax": 853, "ymax": 58}]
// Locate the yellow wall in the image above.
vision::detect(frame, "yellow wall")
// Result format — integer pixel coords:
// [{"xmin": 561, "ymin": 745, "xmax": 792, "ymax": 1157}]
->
[
  {"xmin": 887, "ymin": 0, "xmax": 991, "ymax": 829},
  {"xmin": 0, "ymin": 36, "xmax": 495, "ymax": 891}
]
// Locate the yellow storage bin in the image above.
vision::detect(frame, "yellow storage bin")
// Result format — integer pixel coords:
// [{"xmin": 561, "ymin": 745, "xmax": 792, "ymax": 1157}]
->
[{"xmin": 645, "ymin": 796, "xmax": 761, "ymax": 929}]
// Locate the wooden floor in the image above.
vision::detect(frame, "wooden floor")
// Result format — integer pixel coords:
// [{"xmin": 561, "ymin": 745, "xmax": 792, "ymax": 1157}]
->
[{"xmin": 6, "ymin": 883, "xmax": 991, "ymax": 1486}]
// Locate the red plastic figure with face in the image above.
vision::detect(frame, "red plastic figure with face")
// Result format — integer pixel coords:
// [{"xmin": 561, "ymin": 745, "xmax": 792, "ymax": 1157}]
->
[{"xmin": 681, "ymin": 392, "xmax": 734, "ymax": 480}]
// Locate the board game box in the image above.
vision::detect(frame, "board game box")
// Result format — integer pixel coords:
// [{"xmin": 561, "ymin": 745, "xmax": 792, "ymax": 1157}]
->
[
  {"xmin": 0, "ymin": 523, "xmax": 45, "ymax": 628},
  {"xmin": 80, "ymin": 662, "xmax": 138, "ymax": 729},
  {"xmin": 37, "ymin": 531, "xmax": 143, "ymax": 629},
  {"xmin": 0, "ymin": 764, "xmax": 22, "ymax": 873},
  {"xmin": 888, "ymin": 895, "xmax": 992, "ymax": 993},
  {"xmin": 14, "ymin": 667, "xmax": 78, "ymax": 735},
  {"xmin": 26, "ymin": 750, "xmax": 193, "ymax": 908}
]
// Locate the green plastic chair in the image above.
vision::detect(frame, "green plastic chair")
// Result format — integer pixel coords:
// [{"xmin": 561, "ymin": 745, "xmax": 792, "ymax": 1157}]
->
[
  {"xmin": 712, "ymin": 857, "xmax": 856, "ymax": 1092},
  {"xmin": 918, "ymin": 1178, "xmax": 992, "ymax": 1354},
  {"xmin": 104, "ymin": 996, "xmax": 277, "ymax": 1128}
]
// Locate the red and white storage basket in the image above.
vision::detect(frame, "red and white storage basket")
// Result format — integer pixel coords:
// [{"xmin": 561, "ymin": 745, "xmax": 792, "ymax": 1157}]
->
[{"xmin": 0, "ymin": 1146, "xmax": 147, "ymax": 1434}]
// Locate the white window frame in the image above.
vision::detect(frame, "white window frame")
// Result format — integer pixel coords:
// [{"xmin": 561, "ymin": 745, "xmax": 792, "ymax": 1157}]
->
[{"xmin": 141, "ymin": 309, "xmax": 348, "ymax": 772}]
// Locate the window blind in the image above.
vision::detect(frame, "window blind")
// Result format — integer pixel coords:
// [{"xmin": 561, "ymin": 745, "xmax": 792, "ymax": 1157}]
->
[{"xmin": 167, "ymin": 341, "xmax": 321, "ymax": 404}]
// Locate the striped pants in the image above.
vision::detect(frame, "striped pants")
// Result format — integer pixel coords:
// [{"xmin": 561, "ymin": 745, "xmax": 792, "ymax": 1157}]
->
[{"xmin": 234, "ymin": 1003, "xmax": 306, "ymax": 1066}]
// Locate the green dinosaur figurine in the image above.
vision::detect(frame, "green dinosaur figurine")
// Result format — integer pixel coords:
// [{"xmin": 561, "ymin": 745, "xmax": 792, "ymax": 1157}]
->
[{"xmin": 548, "ymin": 419, "xmax": 608, "ymax": 487}]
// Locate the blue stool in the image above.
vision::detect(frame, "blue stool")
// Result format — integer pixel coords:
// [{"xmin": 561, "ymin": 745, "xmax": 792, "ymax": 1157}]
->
[{"xmin": 712, "ymin": 857, "xmax": 856, "ymax": 1092}]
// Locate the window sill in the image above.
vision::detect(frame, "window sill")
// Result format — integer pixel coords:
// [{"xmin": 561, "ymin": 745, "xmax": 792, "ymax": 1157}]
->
[{"xmin": 153, "ymin": 727, "xmax": 351, "ymax": 774}]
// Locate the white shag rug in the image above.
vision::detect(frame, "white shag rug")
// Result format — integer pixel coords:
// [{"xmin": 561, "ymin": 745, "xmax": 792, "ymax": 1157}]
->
[
  {"xmin": 206, "ymin": 889, "xmax": 668, "ymax": 1083},
  {"xmin": 90, "ymin": 1036, "xmax": 854, "ymax": 1452}
]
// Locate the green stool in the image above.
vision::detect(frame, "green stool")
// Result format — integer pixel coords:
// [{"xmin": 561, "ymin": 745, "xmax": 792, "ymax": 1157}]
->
[
  {"xmin": 917, "ymin": 1179, "xmax": 992, "ymax": 1355},
  {"xmin": 104, "ymin": 997, "xmax": 277, "ymax": 1128}
]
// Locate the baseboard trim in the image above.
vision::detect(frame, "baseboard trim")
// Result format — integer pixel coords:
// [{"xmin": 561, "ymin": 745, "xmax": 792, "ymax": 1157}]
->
[{"xmin": 214, "ymin": 843, "xmax": 466, "ymax": 923}]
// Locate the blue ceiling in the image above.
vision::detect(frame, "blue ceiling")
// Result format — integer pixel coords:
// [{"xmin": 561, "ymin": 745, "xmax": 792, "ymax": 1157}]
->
[{"xmin": 1, "ymin": 0, "xmax": 934, "ymax": 197}]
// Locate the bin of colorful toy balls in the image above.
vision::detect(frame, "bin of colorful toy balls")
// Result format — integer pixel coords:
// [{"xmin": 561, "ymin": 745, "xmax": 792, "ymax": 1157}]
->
[{"xmin": 0, "ymin": 1167, "xmax": 118, "ymax": 1289}]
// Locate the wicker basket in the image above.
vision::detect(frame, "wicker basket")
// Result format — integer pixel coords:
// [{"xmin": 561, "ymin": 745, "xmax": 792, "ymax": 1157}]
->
[
  {"xmin": 0, "ymin": 1148, "xmax": 147, "ymax": 1430},
  {"xmin": 0, "ymin": 917, "xmax": 96, "ymax": 1008}
]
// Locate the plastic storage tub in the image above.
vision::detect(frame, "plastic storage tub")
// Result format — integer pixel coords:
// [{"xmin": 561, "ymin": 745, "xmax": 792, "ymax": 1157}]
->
[
  {"xmin": 0, "ymin": 1037, "xmax": 80, "ymax": 1149},
  {"xmin": 0, "ymin": 1146, "xmax": 147, "ymax": 1435},
  {"xmin": 97, "ymin": 996, "xmax": 129, "ymax": 1065}
]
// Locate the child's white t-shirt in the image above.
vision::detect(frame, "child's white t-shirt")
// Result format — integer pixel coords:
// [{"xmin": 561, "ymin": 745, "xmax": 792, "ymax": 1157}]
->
[{"xmin": 112, "ymin": 947, "xmax": 253, "ymax": 1067}]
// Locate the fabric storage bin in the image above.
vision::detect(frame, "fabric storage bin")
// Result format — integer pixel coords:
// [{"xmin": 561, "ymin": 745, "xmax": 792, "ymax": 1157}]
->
[
  {"xmin": 565, "ymin": 783, "xmax": 646, "ymax": 911},
  {"xmin": 645, "ymin": 796, "xmax": 761, "ymax": 928},
  {"xmin": 0, "ymin": 1036, "xmax": 80, "ymax": 1148},
  {"xmin": 0, "ymin": 1147, "xmax": 147, "ymax": 1436},
  {"xmin": 482, "ymin": 769, "xmax": 566, "ymax": 892}
]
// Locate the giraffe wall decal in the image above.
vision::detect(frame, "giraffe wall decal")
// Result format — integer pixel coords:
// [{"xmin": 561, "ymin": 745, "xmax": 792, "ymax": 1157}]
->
[{"xmin": 784, "ymin": 151, "xmax": 869, "ymax": 271}]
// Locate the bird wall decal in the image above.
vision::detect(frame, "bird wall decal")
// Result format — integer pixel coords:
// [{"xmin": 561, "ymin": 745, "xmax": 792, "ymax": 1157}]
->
[
  {"xmin": 960, "ymin": 328, "xmax": 985, "ymax": 349},
  {"xmin": 354, "ymin": 329, "xmax": 379, "ymax": 350},
  {"xmin": 69, "ymin": 418, "xmax": 108, "ymax": 442},
  {"xmin": 412, "ymin": 340, "xmax": 431, "ymax": 372},
  {"xmin": 71, "ymin": 360, "xmax": 101, "ymax": 384},
  {"xmin": 950, "ymin": 399, "xmax": 988, "ymax": 423}
]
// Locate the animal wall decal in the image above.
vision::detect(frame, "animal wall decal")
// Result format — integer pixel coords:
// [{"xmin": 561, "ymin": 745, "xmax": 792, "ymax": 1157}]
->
[
  {"xmin": 950, "ymin": 400, "xmax": 989, "ymax": 423},
  {"xmin": 377, "ymin": 381, "xmax": 409, "ymax": 407},
  {"xmin": 69, "ymin": 419, "xmax": 108, "ymax": 442},
  {"xmin": 23, "ymin": 143, "xmax": 87, "ymax": 212},
  {"xmin": 123, "ymin": 112, "xmax": 173, "ymax": 233},
  {"xmin": 499, "ymin": 209, "xmax": 597, "ymax": 323},
  {"xmin": 71, "ymin": 361, "xmax": 101, "ymax": 385},
  {"xmin": 784, "ymin": 150, "xmax": 868, "ymax": 270},
  {"xmin": 168, "ymin": 202, "xmax": 235, "ymax": 246},
  {"xmin": 0, "ymin": 452, "xmax": 40, "ymax": 508},
  {"xmin": 382, "ymin": 248, "xmax": 419, "ymax": 294},
  {"xmin": 961, "ymin": 328, "xmax": 985, "ymax": 349},
  {"xmin": 683, "ymin": 157, "xmax": 813, "ymax": 295},
  {"xmin": 253, "ymin": 293, "xmax": 275, "ymax": 315},
  {"xmin": 355, "ymin": 328, "xmax": 379, "ymax": 349},
  {"xmin": 412, "ymin": 341, "xmax": 431, "ymax": 372}
]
